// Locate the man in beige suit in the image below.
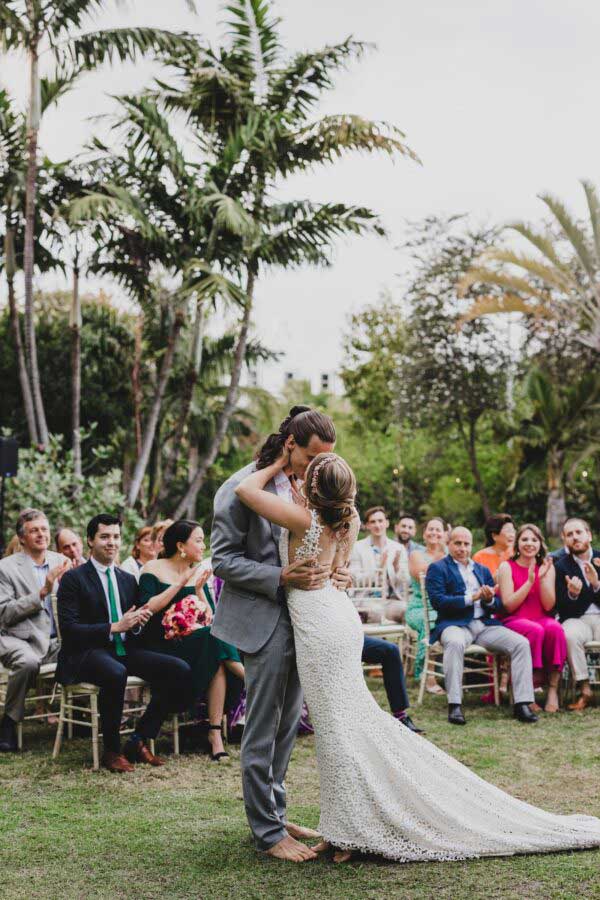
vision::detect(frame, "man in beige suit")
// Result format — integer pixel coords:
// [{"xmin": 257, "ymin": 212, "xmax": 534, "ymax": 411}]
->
[{"xmin": 0, "ymin": 508, "xmax": 70, "ymax": 751}]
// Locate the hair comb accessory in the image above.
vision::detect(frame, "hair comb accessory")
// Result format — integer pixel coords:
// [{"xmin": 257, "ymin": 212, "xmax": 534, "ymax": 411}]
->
[{"xmin": 310, "ymin": 453, "xmax": 338, "ymax": 493}]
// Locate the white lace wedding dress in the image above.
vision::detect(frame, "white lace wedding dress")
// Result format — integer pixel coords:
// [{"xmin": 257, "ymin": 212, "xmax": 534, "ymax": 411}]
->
[{"xmin": 281, "ymin": 511, "xmax": 600, "ymax": 862}]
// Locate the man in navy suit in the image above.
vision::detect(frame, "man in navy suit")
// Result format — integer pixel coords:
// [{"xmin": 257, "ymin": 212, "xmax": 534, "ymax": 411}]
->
[
  {"xmin": 554, "ymin": 517, "xmax": 600, "ymax": 711},
  {"xmin": 426, "ymin": 526, "xmax": 536, "ymax": 725},
  {"xmin": 56, "ymin": 514, "xmax": 193, "ymax": 772}
]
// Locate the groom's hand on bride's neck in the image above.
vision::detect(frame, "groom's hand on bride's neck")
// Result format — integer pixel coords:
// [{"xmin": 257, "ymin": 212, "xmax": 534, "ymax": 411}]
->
[{"xmin": 281, "ymin": 558, "xmax": 330, "ymax": 590}]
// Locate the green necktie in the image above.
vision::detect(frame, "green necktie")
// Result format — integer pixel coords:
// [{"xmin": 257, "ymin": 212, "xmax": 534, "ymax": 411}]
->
[{"xmin": 106, "ymin": 567, "xmax": 126, "ymax": 657}]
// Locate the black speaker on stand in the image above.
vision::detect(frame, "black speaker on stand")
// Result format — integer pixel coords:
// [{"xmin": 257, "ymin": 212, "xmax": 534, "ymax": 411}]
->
[{"xmin": 0, "ymin": 437, "xmax": 19, "ymax": 556}]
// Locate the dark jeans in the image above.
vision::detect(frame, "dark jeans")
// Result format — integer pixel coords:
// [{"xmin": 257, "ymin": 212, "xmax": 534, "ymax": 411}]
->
[
  {"xmin": 77, "ymin": 646, "xmax": 193, "ymax": 754},
  {"xmin": 362, "ymin": 635, "xmax": 409, "ymax": 713}
]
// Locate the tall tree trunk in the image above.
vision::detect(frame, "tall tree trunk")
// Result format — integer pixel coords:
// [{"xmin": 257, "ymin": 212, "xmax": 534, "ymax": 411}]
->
[
  {"xmin": 24, "ymin": 42, "xmax": 48, "ymax": 446},
  {"xmin": 153, "ymin": 300, "xmax": 205, "ymax": 514},
  {"xmin": 132, "ymin": 315, "xmax": 143, "ymax": 458},
  {"xmin": 456, "ymin": 414, "xmax": 490, "ymax": 520},
  {"xmin": 5, "ymin": 228, "xmax": 38, "ymax": 443},
  {"xmin": 546, "ymin": 449, "xmax": 566, "ymax": 538},
  {"xmin": 185, "ymin": 445, "xmax": 199, "ymax": 518},
  {"xmin": 126, "ymin": 307, "xmax": 185, "ymax": 508},
  {"xmin": 172, "ymin": 270, "xmax": 255, "ymax": 519},
  {"xmin": 70, "ymin": 256, "xmax": 82, "ymax": 482}
]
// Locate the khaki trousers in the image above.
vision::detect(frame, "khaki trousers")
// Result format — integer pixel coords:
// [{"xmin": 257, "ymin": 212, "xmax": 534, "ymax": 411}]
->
[{"xmin": 563, "ymin": 615, "xmax": 600, "ymax": 682}]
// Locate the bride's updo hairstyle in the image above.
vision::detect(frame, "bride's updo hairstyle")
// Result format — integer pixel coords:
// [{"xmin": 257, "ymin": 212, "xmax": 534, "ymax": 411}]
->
[
  {"xmin": 304, "ymin": 453, "xmax": 357, "ymax": 533},
  {"xmin": 255, "ymin": 405, "xmax": 336, "ymax": 470}
]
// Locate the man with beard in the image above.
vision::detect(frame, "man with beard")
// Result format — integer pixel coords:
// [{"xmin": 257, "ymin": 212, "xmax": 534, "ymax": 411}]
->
[{"xmin": 555, "ymin": 518, "xmax": 600, "ymax": 711}]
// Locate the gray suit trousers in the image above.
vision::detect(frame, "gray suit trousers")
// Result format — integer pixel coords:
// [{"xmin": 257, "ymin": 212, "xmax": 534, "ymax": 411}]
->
[
  {"xmin": 441, "ymin": 621, "xmax": 534, "ymax": 705},
  {"xmin": 1, "ymin": 637, "xmax": 60, "ymax": 722},
  {"xmin": 241, "ymin": 606, "xmax": 303, "ymax": 850}
]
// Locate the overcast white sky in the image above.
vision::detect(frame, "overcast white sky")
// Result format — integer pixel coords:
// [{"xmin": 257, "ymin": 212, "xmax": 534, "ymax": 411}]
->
[{"xmin": 2, "ymin": 0, "xmax": 599, "ymax": 391}]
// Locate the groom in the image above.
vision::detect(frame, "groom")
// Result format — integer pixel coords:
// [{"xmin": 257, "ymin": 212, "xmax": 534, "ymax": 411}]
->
[{"xmin": 211, "ymin": 406, "xmax": 352, "ymax": 862}]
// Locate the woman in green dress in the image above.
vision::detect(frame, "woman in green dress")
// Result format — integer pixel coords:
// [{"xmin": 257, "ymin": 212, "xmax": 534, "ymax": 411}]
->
[
  {"xmin": 138, "ymin": 520, "xmax": 244, "ymax": 761},
  {"xmin": 405, "ymin": 517, "xmax": 447, "ymax": 693}
]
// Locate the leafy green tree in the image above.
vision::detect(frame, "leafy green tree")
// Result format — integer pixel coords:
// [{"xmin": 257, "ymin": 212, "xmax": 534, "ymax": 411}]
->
[
  {"xmin": 3, "ymin": 434, "xmax": 142, "ymax": 547},
  {"xmin": 396, "ymin": 217, "xmax": 512, "ymax": 520},
  {"xmin": 0, "ymin": 0, "xmax": 197, "ymax": 446},
  {"xmin": 506, "ymin": 368, "xmax": 600, "ymax": 537}
]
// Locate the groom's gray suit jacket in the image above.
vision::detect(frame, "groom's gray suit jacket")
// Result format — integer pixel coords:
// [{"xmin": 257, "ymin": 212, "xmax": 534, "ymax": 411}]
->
[{"xmin": 211, "ymin": 462, "xmax": 284, "ymax": 654}]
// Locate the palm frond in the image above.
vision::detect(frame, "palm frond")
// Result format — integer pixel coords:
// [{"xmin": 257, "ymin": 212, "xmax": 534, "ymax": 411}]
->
[
  {"xmin": 457, "ymin": 266, "xmax": 553, "ymax": 304},
  {"xmin": 456, "ymin": 293, "xmax": 546, "ymax": 328},
  {"xmin": 201, "ymin": 190, "xmax": 256, "ymax": 237},
  {"xmin": 508, "ymin": 222, "xmax": 569, "ymax": 271},
  {"xmin": 478, "ymin": 249, "xmax": 577, "ymax": 294},
  {"xmin": 0, "ymin": 4, "xmax": 27, "ymax": 51},
  {"xmin": 182, "ymin": 259, "xmax": 247, "ymax": 306},
  {"xmin": 539, "ymin": 192, "xmax": 597, "ymax": 281},
  {"xmin": 267, "ymin": 38, "xmax": 370, "ymax": 121},
  {"xmin": 59, "ymin": 27, "xmax": 199, "ymax": 72},
  {"xmin": 225, "ymin": 0, "xmax": 281, "ymax": 97},
  {"xmin": 286, "ymin": 115, "xmax": 419, "ymax": 173},
  {"xmin": 40, "ymin": 71, "xmax": 81, "ymax": 113},
  {"xmin": 259, "ymin": 200, "xmax": 385, "ymax": 268},
  {"xmin": 581, "ymin": 178, "xmax": 600, "ymax": 266},
  {"xmin": 46, "ymin": 1, "xmax": 106, "ymax": 40}
]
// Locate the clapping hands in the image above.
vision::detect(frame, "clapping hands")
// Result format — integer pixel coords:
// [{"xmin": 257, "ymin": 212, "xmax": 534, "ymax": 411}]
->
[{"xmin": 538, "ymin": 556, "xmax": 554, "ymax": 580}]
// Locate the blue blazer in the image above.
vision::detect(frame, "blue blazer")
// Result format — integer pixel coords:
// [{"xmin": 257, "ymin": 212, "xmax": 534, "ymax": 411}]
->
[{"xmin": 425, "ymin": 555, "xmax": 503, "ymax": 644}]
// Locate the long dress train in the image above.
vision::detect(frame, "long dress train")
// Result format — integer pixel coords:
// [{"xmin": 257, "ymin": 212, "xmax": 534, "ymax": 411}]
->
[{"xmin": 282, "ymin": 513, "xmax": 600, "ymax": 863}]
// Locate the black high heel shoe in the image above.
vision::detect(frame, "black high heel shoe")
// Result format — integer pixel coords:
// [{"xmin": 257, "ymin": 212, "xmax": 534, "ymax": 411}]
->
[{"xmin": 208, "ymin": 724, "xmax": 230, "ymax": 762}]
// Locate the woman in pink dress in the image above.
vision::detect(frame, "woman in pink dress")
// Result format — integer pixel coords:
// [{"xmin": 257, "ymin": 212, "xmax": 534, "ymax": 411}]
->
[{"xmin": 497, "ymin": 523, "xmax": 567, "ymax": 713}]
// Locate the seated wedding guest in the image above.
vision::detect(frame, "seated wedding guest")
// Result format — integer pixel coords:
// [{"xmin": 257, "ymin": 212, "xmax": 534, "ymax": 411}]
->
[
  {"xmin": 56, "ymin": 514, "xmax": 192, "ymax": 772},
  {"xmin": 362, "ymin": 635, "xmax": 423, "ymax": 733},
  {"xmin": 405, "ymin": 518, "xmax": 447, "ymax": 694},
  {"xmin": 120, "ymin": 526, "xmax": 157, "ymax": 581},
  {"xmin": 0, "ymin": 509, "xmax": 71, "ymax": 752},
  {"xmin": 554, "ymin": 518, "xmax": 600, "ymax": 711},
  {"xmin": 138, "ymin": 520, "xmax": 244, "ymax": 762},
  {"xmin": 497, "ymin": 524, "xmax": 566, "ymax": 713},
  {"xmin": 473, "ymin": 515, "xmax": 515, "ymax": 579},
  {"xmin": 426, "ymin": 526, "xmax": 537, "ymax": 725},
  {"xmin": 350, "ymin": 507, "xmax": 408, "ymax": 622},
  {"xmin": 473, "ymin": 514, "xmax": 516, "ymax": 701},
  {"xmin": 394, "ymin": 514, "xmax": 424, "ymax": 554},
  {"xmin": 55, "ymin": 528, "xmax": 86, "ymax": 567},
  {"xmin": 151, "ymin": 519, "xmax": 173, "ymax": 557}
]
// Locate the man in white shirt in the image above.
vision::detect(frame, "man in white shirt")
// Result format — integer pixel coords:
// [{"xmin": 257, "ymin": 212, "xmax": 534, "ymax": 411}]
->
[
  {"xmin": 0, "ymin": 509, "xmax": 71, "ymax": 752},
  {"xmin": 555, "ymin": 518, "xmax": 600, "ymax": 710},
  {"xmin": 350, "ymin": 507, "xmax": 408, "ymax": 622}
]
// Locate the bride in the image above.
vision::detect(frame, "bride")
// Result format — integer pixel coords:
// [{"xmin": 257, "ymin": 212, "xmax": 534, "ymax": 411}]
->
[{"xmin": 235, "ymin": 450, "xmax": 600, "ymax": 864}]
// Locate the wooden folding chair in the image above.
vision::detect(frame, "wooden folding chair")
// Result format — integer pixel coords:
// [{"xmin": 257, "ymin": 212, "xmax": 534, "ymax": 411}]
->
[{"xmin": 0, "ymin": 661, "xmax": 58, "ymax": 749}]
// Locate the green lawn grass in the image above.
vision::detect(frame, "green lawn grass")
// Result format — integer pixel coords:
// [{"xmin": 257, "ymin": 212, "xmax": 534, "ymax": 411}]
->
[{"xmin": 1, "ymin": 682, "xmax": 599, "ymax": 900}]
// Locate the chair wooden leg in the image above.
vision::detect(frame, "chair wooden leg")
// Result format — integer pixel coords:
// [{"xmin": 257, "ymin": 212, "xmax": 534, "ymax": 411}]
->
[
  {"xmin": 67, "ymin": 710, "xmax": 73, "ymax": 741},
  {"xmin": 492, "ymin": 655, "xmax": 500, "ymax": 707},
  {"xmin": 417, "ymin": 647, "xmax": 428, "ymax": 706},
  {"xmin": 173, "ymin": 714, "xmax": 180, "ymax": 756},
  {"xmin": 17, "ymin": 721, "xmax": 23, "ymax": 751},
  {"xmin": 90, "ymin": 693, "xmax": 100, "ymax": 771},
  {"xmin": 52, "ymin": 689, "xmax": 66, "ymax": 760},
  {"xmin": 222, "ymin": 713, "xmax": 228, "ymax": 745}
]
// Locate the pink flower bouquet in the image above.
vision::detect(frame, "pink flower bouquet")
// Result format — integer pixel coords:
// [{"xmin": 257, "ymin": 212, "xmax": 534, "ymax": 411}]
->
[{"xmin": 162, "ymin": 595, "xmax": 211, "ymax": 640}]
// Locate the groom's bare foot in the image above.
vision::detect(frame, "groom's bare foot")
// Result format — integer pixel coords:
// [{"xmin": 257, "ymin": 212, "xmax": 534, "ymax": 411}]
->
[
  {"xmin": 286, "ymin": 821, "xmax": 321, "ymax": 841},
  {"xmin": 265, "ymin": 836, "xmax": 317, "ymax": 862}
]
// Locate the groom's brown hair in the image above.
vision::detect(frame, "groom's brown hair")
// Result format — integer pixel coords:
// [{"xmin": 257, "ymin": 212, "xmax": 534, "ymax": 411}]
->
[{"xmin": 255, "ymin": 405, "xmax": 336, "ymax": 470}]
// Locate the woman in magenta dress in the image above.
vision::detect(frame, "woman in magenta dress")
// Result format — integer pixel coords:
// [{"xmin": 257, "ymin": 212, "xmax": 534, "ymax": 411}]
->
[{"xmin": 497, "ymin": 523, "xmax": 567, "ymax": 713}]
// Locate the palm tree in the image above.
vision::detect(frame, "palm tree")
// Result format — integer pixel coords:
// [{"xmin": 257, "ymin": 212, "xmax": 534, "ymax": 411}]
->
[
  {"xmin": 458, "ymin": 180, "xmax": 600, "ymax": 353},
  {"xmin": 510, "ymin": 368, "xmax": 600, "ymax": 536},
  {"xmin": 0, "ymin": 0, "xmax": 198, "ymax": 446},
  {"xmin": 164, "ymin": 0, "xmax": 418, "ymax": 517},
  {"xmin": 66, "ymin": 96, "xmax": 253, "ymax": 509}
]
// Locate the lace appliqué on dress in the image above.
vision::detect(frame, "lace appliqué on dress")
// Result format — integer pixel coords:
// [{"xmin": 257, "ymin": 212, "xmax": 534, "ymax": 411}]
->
[{"xmin": 294, "ymin": 509, "xmax": 324, "ymax": 561}]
